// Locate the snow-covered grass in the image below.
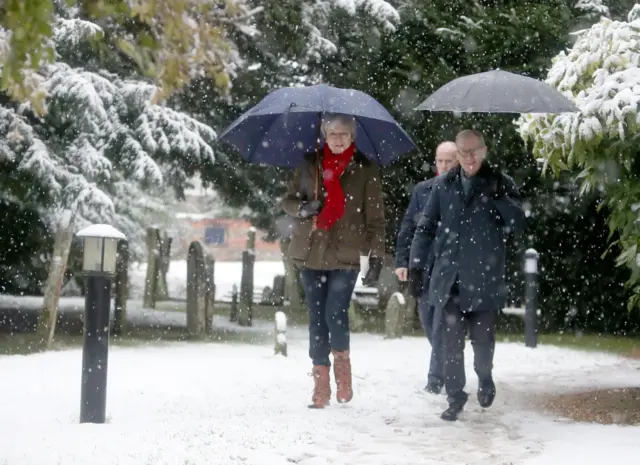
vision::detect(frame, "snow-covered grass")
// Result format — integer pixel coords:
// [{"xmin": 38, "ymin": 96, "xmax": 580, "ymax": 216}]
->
[{"xmin": 0, "ymin": 330, "xmax": 638, "ymax": 464}]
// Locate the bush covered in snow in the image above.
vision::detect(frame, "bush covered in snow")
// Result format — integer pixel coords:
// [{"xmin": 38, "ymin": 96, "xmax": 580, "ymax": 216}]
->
[{"xmin": 517, "ymin": 5, "xmax": 640, "ymax": 309}]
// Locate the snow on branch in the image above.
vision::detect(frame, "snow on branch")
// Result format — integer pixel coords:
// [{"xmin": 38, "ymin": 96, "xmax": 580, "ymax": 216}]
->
[
  {"xmin": 334, "ymin": 0, "xmax": 400, "ymax": 30},
  {"xmin": 53, "ymin": 17, "xmax": 104, "ymax": 51},
  {"xmin": 574, "ymin": 0, "xmax": 610, "ymax": 18},
  {"xmin": 517, "ymin": 13, "xmax": 640, "ymax": 169},
  {"xmin": 302, "ymin": 0, "xmax": 400, "ymax": 60}
]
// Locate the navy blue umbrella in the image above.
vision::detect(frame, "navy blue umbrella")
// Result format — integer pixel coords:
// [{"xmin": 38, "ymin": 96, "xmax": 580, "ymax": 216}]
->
[{"xmin": 217, "ymin": 84, "xmax": 418, "ymax": 168}]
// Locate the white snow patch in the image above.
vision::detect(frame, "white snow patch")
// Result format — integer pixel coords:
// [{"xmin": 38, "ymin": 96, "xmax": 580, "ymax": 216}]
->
[
  {"xmin": 0, "ymin": 336, "xmax": 638, "ymax": 464},
  {"xmin": 390, "ymin": 291, "xmax": 405, "ymax": 306},
  {"xmin": 77, "ymin": 223, "xmax": 126, "ymax": 240},
  {"xmin": 275, "ymin": 310, "xmax": 287, "ymax": 331}
]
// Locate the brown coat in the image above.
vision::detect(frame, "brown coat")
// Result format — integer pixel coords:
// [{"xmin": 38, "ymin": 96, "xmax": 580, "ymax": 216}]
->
[{"xmin": 281, "ymin": 151, "xmax": 385, "ymax": 270}]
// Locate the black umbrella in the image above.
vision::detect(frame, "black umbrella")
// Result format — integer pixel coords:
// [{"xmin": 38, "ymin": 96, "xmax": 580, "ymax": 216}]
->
[{"xmin": 415, "ymin": 70, "xmax": 579, "ymax": 114}]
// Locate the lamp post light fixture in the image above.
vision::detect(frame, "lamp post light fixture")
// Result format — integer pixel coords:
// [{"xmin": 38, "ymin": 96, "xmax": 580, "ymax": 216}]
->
[{"xmin": 76, "ymin": 224, "xmax": 126, "ymax": 424}]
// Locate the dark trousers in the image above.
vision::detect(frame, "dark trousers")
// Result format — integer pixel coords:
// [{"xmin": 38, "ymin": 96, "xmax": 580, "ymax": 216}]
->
[
  {"xmin": 442, "ymin": 295, "xmax": 496, "ymax": 406},
  {"xmin": 300, "ymin": 268, "xmax": 359, "ymax": 366},
  {"xmin": 418, "ymin": 296, "xmax": 444, "ymax": 386}
]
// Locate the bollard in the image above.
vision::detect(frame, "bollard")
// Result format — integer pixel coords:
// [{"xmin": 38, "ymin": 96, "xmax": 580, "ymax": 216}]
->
[
  {"xmin": 81, "ymin": 275, "xmax": 111, "ymax": 423},
  {"xmin": 274, "ymin": 311, "xmax": 287, "ymax": 356},
  {"xmin": 76, "ymin": 224, "xmax": 126, "ymax": 424},
  {"xmin": 524, "ymin": 248, "xmax": 539, "ymax": 348}
]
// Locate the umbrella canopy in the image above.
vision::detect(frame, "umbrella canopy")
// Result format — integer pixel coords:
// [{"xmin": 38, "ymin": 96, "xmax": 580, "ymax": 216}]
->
[
  {"xmin": 415, "ymin": 70, "xmax": 580, "ymax": 114},
  {"xmin": 217, "ymin": 84, "xmax": 418, "ymax": 168}
]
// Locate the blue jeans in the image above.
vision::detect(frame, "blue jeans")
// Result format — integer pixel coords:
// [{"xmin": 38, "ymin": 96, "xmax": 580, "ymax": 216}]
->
[
  {"xmin": 300, "ymin": 268, "xmax": 359, "ymax": 366},
  {"xmin": 418, "ymin": 294, "xmax": 444, "ymax": 386}
]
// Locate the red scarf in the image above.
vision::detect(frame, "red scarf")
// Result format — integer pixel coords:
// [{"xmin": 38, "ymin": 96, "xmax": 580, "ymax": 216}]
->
[{"xmin": 316, "ymin": 143, "xmax": 355, "ymax": 230}]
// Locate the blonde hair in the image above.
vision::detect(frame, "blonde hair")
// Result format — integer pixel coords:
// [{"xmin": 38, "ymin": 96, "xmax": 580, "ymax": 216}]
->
[{"xmin": 321, "ymin": 113, "xmax": 357, "ymax": 139}]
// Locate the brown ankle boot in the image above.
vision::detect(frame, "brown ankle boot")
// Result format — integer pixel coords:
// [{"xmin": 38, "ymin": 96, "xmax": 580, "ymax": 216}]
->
[
  {"xmin": 309, "ymin": 365, "xmax": 331, "ymax": 408},
  {"xmin": 332, "ymin": 350, "xmax": 353, "ymax": 403}
]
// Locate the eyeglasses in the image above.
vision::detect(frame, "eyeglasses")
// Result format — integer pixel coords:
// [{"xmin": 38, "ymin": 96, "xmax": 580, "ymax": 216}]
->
[
  {"xmin": 457, "ymin": 146, "xmax": 485, "ymax": 158},
  {"xmin": 326, "ymin": 132, "xmax": 351, "ymax": 140}
]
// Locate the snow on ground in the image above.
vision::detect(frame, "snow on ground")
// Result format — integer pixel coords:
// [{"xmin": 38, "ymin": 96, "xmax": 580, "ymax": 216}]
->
[
  {"xmin": 128, "ymin": 259, "xmax": 371, "ymax": 302},
  {"xmin": 0, "ymin": 328, "xmax": 639, "ymax": 465},
  {"xmin": 129, "ymin": 260, "xmax": 285, "ymax": 301}
]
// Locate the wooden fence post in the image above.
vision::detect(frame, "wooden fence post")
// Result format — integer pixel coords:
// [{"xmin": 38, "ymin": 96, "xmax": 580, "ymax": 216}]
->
[
  {"xmin": 229, "ymin": 284, "xmax": 238, "ymax": 322},
  {"xmin": 156, "ymin": 230, "xmax": 172, "ymax": 301},
  {"xmin": 143, "ymin": 227, "xmax": 159, "ymax": 309},
  {"xmin": 113, "ymin": 240, "xmax": 129, "ymax": 336},
  {"xmin": 186, "ymin": 241, "xmax": 206, "ymax": 338},
  {"xmin": 205, "ymin": 255, "xmax": 215, "ymax": 333},
  {"xmin": 237, "ymin": 250, "xmax": 255, "ymax": 326}
]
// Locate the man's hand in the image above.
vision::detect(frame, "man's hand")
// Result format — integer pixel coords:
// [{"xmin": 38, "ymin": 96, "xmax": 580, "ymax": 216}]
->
[{"xmin": 394, "ymin": 267, "xmax": 408, "ymax": 282}]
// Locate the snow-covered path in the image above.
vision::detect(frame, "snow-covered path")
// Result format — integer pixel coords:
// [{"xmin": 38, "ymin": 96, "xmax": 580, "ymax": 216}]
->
[{"xmin": 0, "ymin": 329, "xmax": 639, "ymax": 465}]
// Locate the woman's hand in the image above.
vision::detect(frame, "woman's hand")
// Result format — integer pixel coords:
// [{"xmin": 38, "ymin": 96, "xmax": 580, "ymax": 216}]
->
[
  {"xmin": 298, "ymin": 200, "xmax": 323, "ymax": 218},
  {"xmin": 362, "ymin": 256, "xmax": 383, "ymax": 287}
]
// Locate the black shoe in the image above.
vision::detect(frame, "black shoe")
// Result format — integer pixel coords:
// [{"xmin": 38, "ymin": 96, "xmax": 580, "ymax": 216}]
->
[
  {"xmin": 424, "ymin": 382, "xmax": 443, "ymax": 394},
  {"xmin": 477, "ymin": 381, "xmax": 496, "ymax": 408},
  {"xmin": 440, "ymin": 403, "xmax": 464, "ymax": 421},
  {"xmin": 441, "ymin": 393, "xmax": 467, "ymax": 421}
]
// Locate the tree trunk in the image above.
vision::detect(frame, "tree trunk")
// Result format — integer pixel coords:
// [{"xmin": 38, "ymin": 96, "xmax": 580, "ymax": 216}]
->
[
  {"xmin": 37, "ymin": 214, "xmax": 76, "ymax": 349},
  {"xmin": 113, "ymin": 240, "xmax": 129, "ymax": 336}
]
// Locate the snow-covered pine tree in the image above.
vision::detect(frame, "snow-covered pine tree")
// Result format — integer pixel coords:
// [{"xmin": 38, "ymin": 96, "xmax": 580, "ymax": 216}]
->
[
  {"xmin": 1, "ymin": 0, "xmax": 258, "ymax": 109},
  {"xmin": 1, "ymin": 12, "xmax": 221, "ymax": 346}
]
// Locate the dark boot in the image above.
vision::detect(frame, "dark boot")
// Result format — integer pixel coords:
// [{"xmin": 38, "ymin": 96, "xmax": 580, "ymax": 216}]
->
[
  {"xmin": 424, "ymin": 382, "xmax": 443, "ymax": 394},
  {"xmin": 309, "ymin": 365, "xmax": 331, "ymax": 409},
  {"xmin": 441, "ymin": 392, "xmax": 468, "ymax": 421},
  {"xmin": 332, "ymin": 350, "xmax": 353, "ymax": 403},
  {"xmin": 477, "ymin": 379, "xmax": 496, "ymax": 408}
]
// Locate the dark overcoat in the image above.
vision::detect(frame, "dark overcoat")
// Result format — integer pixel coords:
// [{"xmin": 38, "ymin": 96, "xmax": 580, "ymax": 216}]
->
[{"xmin": 409, "ymin": 163, "xmax": 525, "ymax": 312}]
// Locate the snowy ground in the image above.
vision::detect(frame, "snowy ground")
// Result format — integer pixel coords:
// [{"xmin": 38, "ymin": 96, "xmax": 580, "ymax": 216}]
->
[{"xmin": 1, "ymin": 326, "xmax": 639, "ymax": 465}]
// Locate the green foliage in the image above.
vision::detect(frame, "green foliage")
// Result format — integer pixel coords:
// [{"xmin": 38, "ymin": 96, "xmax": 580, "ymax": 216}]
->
[
  {"xmin": 0, "ymin": 0, "xmax": 256, "ymax": 110},
  {"xmin": 0, "ymin": 199, "xmax": 53, "ymax": 295},
  {"xmin": 517, "ymin": 11, "xmax": 640, "ymax": 310}
]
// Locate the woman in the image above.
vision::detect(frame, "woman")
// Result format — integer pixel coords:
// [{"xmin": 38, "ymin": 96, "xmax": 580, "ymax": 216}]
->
[{"xmin": 281, "ymin": 113, "xmax": 385, "ymax": 409}]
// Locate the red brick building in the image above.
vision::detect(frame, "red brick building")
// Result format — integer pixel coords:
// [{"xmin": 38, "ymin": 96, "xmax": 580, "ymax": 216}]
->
[{"xmin": 175, "ymin": 213, "xmax": 281, "ymax": 261}]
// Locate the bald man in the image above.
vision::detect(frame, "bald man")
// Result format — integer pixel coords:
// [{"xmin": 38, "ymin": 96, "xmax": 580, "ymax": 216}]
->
[{"xmin": 394, "ymin": 141, "xmax": 458, "ymax": 393}]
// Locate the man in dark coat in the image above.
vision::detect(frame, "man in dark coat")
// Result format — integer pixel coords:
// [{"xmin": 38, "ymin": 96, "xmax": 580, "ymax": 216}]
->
[
  {"xmin": 394, "ymin": 141, "xmax": 457, "ymax": 394},
  {"xmin": 409, "ymin": 129, "xmax": 525, "ymax": 421}
]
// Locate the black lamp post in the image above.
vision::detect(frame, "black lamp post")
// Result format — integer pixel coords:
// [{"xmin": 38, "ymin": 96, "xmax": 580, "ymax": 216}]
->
[
  {"xmin": 77, "ymin": 224, "xmax": 126, "ymax": 424},
  {"xmin": 524, "ymin": 248, "xmax": 539, "ymax": 349}
]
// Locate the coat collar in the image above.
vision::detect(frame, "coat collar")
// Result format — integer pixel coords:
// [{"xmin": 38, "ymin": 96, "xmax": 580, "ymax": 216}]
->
[
  {"xmin": 444, "ymin": 162, "xmax": 497, "ymax": 184},
  {"xmin": 305, "ymin": 148, "xmax": 370, "ymax": 174},
  {"xmin": 444, "ymin": 162, "xmax": 499, "ymax": 206}
]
